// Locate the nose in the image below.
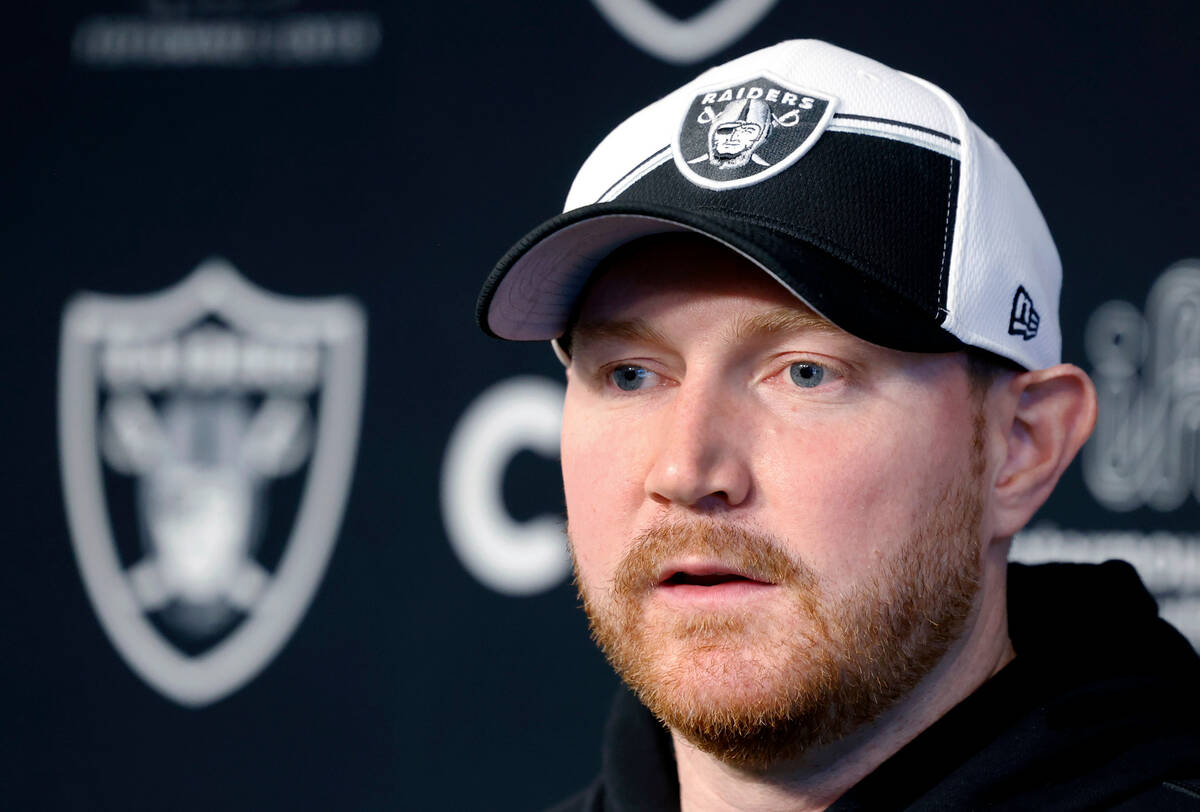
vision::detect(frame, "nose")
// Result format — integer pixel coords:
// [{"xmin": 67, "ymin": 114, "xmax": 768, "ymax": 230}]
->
[{"xmin": 644, "ymin": 378, "xmax": 752, "ymax": 510}]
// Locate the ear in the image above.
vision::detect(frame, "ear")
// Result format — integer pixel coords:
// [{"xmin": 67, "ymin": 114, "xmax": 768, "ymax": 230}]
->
[{"xmin": 990, "ymin": 364, "xmax": 1098, "ymax": 538}]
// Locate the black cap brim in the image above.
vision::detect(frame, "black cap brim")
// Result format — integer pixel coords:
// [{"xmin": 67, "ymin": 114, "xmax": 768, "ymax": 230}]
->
[{"xmin": 477, "ymin": 201, "xmax": 964, "ymax": 355}]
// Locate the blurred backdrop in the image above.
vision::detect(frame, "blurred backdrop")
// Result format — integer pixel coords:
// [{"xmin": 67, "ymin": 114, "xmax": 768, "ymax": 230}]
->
[{"xmin": 4, "ymin": 1, "xmax": 1198, "ymax": 809}]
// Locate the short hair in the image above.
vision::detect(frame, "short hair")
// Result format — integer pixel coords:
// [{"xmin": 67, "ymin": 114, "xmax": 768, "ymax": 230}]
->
[{"xmin": 965, "ymin": 347, "xmax": 1024, "ymax": 400}]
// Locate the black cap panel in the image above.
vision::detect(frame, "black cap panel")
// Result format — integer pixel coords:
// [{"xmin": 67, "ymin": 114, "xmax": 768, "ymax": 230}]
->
[
  {"xmin": 618, "ymin": 131, "xmax": 960, "ymax": 318},
  {"xmin": 477, "ymin": 132, "xmax": 963, "ymax": 354}
]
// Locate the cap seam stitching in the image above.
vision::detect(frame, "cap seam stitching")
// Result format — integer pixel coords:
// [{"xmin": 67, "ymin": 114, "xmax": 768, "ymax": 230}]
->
[
  {"xmin": 596, "ymin": 146, "xmax": 672, "ymax": 204},
  {"xmin": 832, "ymin": 113, "xmax": 961, "ymax": 145},
  {"xmin": 938, "ymin": 158, "xmax": 956, "ymax": 315}
]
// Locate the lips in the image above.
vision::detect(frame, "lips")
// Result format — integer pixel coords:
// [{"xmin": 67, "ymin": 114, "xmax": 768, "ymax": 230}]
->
[
  {"xmin": 655, "ymin": 561, "xmax": 773, "ymax": 590},
  {"xmin": 663, "ymin": 572, "xmax": 754, "ymax": 587}
]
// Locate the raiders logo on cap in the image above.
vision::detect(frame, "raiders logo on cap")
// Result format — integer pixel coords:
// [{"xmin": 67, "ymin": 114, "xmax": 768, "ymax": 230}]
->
[{"xmin": 673, "ymin": 73, "xmax": 837, "ymax": 190}]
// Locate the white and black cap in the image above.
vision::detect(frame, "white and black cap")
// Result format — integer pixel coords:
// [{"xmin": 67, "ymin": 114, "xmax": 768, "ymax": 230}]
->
[{"xmin": 477, "ymin": 39, "xmax": 1061, "ymax": 370}]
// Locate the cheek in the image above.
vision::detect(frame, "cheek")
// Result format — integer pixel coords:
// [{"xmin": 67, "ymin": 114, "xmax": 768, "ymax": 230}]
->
[
  {"xmin": 561, "ymin": 393, "xmax": 648, "ymax": 583},
  {"xmin": 752, "ymin": 422, "xmax": 890, "ymax": 572},
  {"xmin": 753, "ymin": 397, "xmax": 973, "ymax": 574}
]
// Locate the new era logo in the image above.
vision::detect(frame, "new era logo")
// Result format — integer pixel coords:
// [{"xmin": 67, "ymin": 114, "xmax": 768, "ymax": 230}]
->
[{"xmin": 1008, "ymin": 285, "xmax": 1039, "ymax": 340}]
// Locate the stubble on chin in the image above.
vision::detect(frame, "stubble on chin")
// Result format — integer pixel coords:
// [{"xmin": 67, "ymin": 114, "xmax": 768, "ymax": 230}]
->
[{"xmin": 572, "ymin": 477, "xmax": 982, "ymax": 771}]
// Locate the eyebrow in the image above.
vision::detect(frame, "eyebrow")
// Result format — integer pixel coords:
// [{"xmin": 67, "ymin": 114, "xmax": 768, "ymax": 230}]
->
[
  {"xmin": 569, "ymin": 318, "xmax": 670, "ymax": 353},
  {"xmin": 569, "ymin": 307, "xmax": 841, "ymax": 355},
  {"xmin": 726, "ymin": 307, "xmax": 843, "ymax": 343}
]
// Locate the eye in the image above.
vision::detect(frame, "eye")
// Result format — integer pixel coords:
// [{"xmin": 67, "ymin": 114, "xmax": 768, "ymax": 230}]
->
[
  {"xmin": 610, "ymin": 365, "xmax": 657, "ymax": 392},
  {"xmin": 788, "ymin": 362, "xmax": 825, "ymax": 388}
]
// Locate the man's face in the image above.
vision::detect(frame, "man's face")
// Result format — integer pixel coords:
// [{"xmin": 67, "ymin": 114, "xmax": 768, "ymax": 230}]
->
[{"xmin": 562, "ymin": 235, "xmax": 988, "ymax": 768}]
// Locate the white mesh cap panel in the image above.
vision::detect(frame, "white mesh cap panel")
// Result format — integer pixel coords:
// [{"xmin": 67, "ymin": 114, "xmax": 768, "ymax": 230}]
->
[
  {"xmin": 564, "ymin": 85, "xmax": 694, "ymax": 210},
  {"xmin": 737, "ymin": 40, "xmax": 960, "ymax": 137},
  {"xmin": 942, "ymin": 122, "xmax": 1062, "ymax": 369}
]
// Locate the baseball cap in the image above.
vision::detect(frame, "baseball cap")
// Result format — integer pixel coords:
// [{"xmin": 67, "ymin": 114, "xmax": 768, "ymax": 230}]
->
[{"xmin": 476, "ymin": 39, "xmax": 1061, "ymax": 370}]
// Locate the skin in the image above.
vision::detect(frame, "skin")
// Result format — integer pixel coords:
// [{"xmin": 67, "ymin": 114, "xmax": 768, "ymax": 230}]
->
[{"xmin": 560, "ymin": 234, "xmax": 1098, "ymax": 811}]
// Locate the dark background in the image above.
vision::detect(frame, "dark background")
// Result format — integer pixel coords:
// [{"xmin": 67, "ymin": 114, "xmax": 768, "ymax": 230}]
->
[{"xmin": 4, "ymin": 1, "xmax": 1197, "ymax": 809}]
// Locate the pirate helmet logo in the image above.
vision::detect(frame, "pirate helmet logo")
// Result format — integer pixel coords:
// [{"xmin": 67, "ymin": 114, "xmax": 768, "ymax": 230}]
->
[
  {"xmin": 674, "ymin": 73, "xmax": 837, "ymax": 190},
  {"xmin": 708, "ymin": 97, "xmax": 772, "ymax": 168}
]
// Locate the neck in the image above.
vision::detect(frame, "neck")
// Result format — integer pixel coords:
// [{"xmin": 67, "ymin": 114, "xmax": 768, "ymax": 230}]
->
[{"xmin": 672, "ymin": 560, "xmax": 1014, "ymax": 812}]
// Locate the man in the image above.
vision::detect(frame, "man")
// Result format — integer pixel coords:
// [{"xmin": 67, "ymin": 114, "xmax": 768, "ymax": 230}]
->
[{"xmin": 476, "ymin": 40, "xmax": 1200, "ymax": 810}]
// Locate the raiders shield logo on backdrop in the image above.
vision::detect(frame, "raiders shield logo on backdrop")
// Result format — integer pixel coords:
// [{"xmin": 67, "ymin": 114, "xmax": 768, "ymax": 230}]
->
[
  {"xmin": 673, "ymin": 73, "xmax": 837, "ymax": 190},
  {"xmin": 58, "ymin": 259, "xmax": 365, "ymax": 706},
  {"xmin": 588, "ymin": 0, "xmax": 778, "ymax": 64}
]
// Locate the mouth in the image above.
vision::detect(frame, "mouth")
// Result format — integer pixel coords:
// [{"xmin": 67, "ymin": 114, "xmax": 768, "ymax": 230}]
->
[
  {"xmin": 662, "ymin": 571, "xmax": 759, "ymax": 587},
  {"xmin": 653, "ymin": 562, "xmax": 775, "ymax": 601}
]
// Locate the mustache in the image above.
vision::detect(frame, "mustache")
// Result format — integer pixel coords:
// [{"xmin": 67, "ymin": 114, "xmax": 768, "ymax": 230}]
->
[{"xmin": 610, "ymin": 519, "xmax": 817, "ymax": 597}]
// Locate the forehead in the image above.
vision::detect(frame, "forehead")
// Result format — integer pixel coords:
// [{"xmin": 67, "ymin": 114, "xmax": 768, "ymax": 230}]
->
[
  {"xmin": 571, "ymin": 233, "xmax": 832, "ymax": 336},
  {"xmin": 564, "ymin": 234, "xmax": 975, "ymax": 397},
  {"xmin": 564, "ymin": 233, "xmax": 980, "ymax": 435}
]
